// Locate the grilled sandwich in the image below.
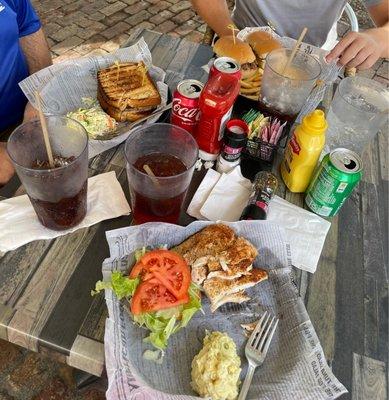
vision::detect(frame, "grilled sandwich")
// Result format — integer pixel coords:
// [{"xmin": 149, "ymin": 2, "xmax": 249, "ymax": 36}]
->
[
  {"xmin": 173, "ymin": 224, "xmax": 268, "ymax": 312},
  {"xmin": 97, "ymin": 62, "xmax": 161, "ymax": 122}
]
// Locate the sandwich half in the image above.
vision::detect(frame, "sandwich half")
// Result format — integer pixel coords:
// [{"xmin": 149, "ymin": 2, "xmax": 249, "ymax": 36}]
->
[{"xmin": 97, "ymin": 62, "xmax": 161, "ymax": 122}]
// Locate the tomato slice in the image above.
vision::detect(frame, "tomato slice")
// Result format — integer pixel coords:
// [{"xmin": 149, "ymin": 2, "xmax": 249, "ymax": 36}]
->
[
  {"xmin": 129, "ymin": 250, "xmax": 191, "ymax": 300},
  {"xmin": 129, "ymin": 261, "xmax": 154, "ymax": 281},
  {"xmin": 131, "ymin": 281, "xmax": 189, "ymax": 315}
]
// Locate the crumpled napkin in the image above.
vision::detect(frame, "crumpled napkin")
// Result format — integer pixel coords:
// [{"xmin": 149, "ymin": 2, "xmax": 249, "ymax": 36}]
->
[
  {"xmin": 200, "ymin": 167, "xmax": 252, "ymax": 222},
  {"xmin": 187, "ymin": 166, "xmax": 331, "ymax": 273},
  {"xmin": 0, "ymin": 171, "xmax": 131, "ymax": 253}
]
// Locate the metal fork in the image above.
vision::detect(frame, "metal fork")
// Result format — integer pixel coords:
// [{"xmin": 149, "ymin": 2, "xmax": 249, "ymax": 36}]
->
[{"xmin": 238, "ymin": 311, "xmax": 279, "ymax": 400}]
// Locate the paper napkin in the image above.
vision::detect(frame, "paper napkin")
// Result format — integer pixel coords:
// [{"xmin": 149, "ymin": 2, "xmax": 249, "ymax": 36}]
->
[
  {"xmin": 186, "ymin": 166, "xmax": 331, "ymax": 273},
  {"xmin": 267, "ymin": 196, "xmax": 331, "ymax": 273},
  {"xmin": 0, "ymin": 171, "xmax": 131, "ymax": 253},
  {"xmin": 187, "ymin": 168, "xmax": 220, "ymax": 220},
  {"xmin": 200, "ymin": 167, "xmax": 252, "ymax": 222}
]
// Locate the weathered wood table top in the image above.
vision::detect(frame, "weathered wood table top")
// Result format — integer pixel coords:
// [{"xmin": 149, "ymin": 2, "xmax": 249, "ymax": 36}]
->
[{"xmin": 0, "ymin": 29, "xmax": 387, "ymax": 399}]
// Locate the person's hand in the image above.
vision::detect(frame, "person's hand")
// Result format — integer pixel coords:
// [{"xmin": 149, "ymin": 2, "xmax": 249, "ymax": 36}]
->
[
  {"xmin": 0, "ymin": 143, "xmax": 15, "ymax": 186},
  {"xmin": 326, "ymin": 29, "xmax": 383, "ymax": 70},
  {"xmin": 23, "ymin": 101, "xmax": 38, "ymax": 123}
]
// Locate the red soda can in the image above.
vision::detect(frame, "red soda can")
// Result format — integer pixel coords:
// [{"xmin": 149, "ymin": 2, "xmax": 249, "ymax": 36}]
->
[
  {"xmin": 210, "ymin": 57, "xmax": 242, "ymax": 81},
  {"xmin": 171, "ymin": 79, "xmax": 204, "ymax": 135}
]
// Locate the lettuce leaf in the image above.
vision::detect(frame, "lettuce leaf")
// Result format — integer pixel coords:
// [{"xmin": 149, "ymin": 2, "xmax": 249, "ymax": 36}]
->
[
  {"xmin": 92, "ymin": 247, "xmax": 202, "ymax": 358},
  {"xmin": 133, "ymin": 284, "xmax": 202, "ymax": 351},
  {"xmin": 92, "ymin": 271, "xmax": 140, "ymax": 300},
  {"xmin": 134, "ymin": 247, "xmax": 147, "ymax": 262}
]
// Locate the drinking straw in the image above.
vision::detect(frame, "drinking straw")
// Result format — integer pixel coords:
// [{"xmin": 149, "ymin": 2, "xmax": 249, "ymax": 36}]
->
[
  {"xmin": 282, "ymin": 27, "xmax": 308, "ymax": 75},
  {"xmin": 143, "ymin": 164, "xmax": 160, "ymax": 186},
  {"xmin": 34, "ymin": 91, "xmax": 54, "ymax": 168}
]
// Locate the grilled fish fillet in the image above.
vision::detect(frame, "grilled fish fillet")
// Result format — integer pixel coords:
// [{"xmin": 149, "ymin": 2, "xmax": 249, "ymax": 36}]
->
[
  {"xmin": 174, "ymin": 224, "xmax": 267, "ymax": 312},
  {"xmin": 174, "ymin": 224, "xmax": 258, "ymax": 281},
  {"xmin": 173, "ymin": 224, "xmax": 236, "ymax": 264},
  {"xmin": 203, "ymin": 268, "xmax": 268, "ymax": 312},
  {"xmin": 210, "ymin": 291, "xmax": 251, "ymax": 313}
]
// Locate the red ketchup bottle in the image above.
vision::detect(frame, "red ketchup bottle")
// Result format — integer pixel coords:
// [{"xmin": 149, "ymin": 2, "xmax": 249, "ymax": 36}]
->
[{"xmin": 195, "ymin": 73, "xmax": 241, "ymax": 161}]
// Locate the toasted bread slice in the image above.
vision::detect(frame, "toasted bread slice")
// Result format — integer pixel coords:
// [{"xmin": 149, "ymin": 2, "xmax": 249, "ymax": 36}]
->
[
  {"xmin": 97, "ymin": 62, "xmax": 161, "ymax": 111},
  {"xmin": 210, "ymin": 290, "xmax": 251, "ymax": 313},
  {"xmin": 97, "ymin": 62, "xmax": 140, "ymax": 81},
  {"xmin": 97, "ymin": 89, "xmax": 156, "ymax": 122},
  {"xmin": 98, "ymin": 79, "xmax": 161, "ymax": 110},
  {"xmin": 203, "ymin": 268, "xmax": 268, "ymax": 312}
]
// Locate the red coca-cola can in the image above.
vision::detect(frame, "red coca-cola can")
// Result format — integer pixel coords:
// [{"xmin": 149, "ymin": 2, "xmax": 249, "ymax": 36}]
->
[
  {"xmin": 209, "ymin": 57, "xmax": 242, "ymax": 81},
  {"xmin": 171, "ymin": 79, "xmax": 204, "ymax": 135}
]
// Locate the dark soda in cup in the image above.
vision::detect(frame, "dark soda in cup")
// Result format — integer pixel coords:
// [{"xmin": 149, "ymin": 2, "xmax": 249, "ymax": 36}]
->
[
  {"xmin": 125, "ymin": 123, "xmax": 198, "ymax": 224},
  {"xmin": 7, "ymin": 117, "xmax": 89, "ymax": 230},
  {"xmin": 132, "ymin": 153, "xmax": 188, "ymax": 224}
]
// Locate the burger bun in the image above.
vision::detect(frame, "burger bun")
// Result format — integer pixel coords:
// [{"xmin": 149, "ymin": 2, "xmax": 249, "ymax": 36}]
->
[
  {"xmin": 246, "ymin": 31, "xmax": 282, "ymax": 60},
  {"xmin": 213, "ymin": 36, "xmax": 256, "ymax": 64}
]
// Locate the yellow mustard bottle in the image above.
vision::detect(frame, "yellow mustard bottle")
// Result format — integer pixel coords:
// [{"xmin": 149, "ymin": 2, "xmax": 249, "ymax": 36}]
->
[{"xmin": 281, "ymin": 109, "xmax": 328, "ymax": 193}]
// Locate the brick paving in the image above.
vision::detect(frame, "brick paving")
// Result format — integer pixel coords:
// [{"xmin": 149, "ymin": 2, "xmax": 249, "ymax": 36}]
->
[
  {"xmin": 1, "ymin": 0, "xmax": 388, "ymax": 399},
  {"xmin": 32, "ymin": 0, "xmax": 217, "ymax": 63},
  {"xmin": 0, "ymin": 339, "xmax": 105, "ymax": 399}
]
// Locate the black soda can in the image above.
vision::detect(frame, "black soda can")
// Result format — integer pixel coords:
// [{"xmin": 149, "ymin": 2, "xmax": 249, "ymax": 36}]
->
[{"xmin": 240, "ymin": 171, "xmax": 278, "ymax": 220}]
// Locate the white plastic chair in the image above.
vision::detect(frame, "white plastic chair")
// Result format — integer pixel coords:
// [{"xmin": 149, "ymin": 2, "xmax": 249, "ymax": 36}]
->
[{"xmin": 344, "ymin": 3, "xmax": 359, "ymax": 32}]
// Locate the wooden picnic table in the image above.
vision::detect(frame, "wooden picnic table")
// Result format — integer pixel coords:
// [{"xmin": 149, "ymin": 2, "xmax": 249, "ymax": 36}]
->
[{"xmin": 0, "ymin": 29, "xmax": 387, "ymax": 399}]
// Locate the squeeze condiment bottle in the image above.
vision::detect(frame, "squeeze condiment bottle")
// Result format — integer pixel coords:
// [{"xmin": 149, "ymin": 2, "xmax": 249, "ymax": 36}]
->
[
  {"xmin": 280, "ymin": 109, "xmax": 327, "ymax": 193},
  {"xmin": 194, "ymin": 73, "xmax": 240, "ymax": 161}
]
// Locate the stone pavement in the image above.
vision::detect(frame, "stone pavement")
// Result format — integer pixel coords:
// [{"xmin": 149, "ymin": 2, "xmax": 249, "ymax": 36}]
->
[
  {"xmin": 1, "ymin": 0, "xmax": 388, "ymax": 399},
  {"xmin": 0, "ymin": 339, "xmax": 105, "ymax": 400},
  {"xmin": 32, "ymin": 0, "xmax": 233, "ymax": 63}
]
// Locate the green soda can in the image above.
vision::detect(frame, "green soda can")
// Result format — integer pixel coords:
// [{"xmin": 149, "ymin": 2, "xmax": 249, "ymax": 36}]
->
[{"xmin": 305, "ymin": 148, "xmax": 362, "ymax": 217}]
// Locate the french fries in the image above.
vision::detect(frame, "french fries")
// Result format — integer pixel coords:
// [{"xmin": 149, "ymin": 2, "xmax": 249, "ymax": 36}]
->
[
  {"xmin": 239, "ymin": 67, "xmax": 263, "ymax": 100},
  {"xmin": 240, "ymin": 86, "xmax": 260, "ymax": 94},
  {"xmin": 240, "ymin": 80, "xmax": 255, "ymax": 89}
]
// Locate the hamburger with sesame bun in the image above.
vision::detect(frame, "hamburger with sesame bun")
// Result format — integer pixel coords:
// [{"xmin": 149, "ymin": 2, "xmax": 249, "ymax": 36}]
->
[
  {"xmin": 213, "ymin": 36, "xmax": 258, "ymax": 80},
  {"xmin": 246, "ymin": 31, "xmax": 283, "ymax": 68}
]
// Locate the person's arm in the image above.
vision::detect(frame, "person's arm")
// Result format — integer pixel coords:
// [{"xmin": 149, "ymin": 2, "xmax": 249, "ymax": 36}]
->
[
  {"xmin": 326, "ymin": 1, "xmax": 388, "ymax": 70},
  {"xmin": 191, "ymin": 0, "xmax": 235, "ymax": 37},
  {"xmin": 20, "ymin": 28, "xmax": 52, "ymax": 122},
  {"xmin": 0, "ymin": 143, "xmax": 15, "ymax": 186}
]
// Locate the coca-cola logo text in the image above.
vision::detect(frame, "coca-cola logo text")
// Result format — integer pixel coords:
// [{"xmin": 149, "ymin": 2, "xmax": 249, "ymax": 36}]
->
[{"xmin": 172, "ymin": 98, "xmax": 200, "ymax": 123}]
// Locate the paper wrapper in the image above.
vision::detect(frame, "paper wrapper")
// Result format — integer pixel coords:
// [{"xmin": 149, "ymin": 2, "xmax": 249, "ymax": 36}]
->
[
  {"xmin": 19, "ymin": 38, "xmax": 168, "ymax": 158},
  {"xmin": 0, "ymin": 171, "xmax": 130, "ymax": 253},
  {"xmin": 102, "ymin": 221, "xmax": 346, "ymax": 400},
  {"xmin": 237, "ymin": 27, "xmax": 340, "ymax": 122}
]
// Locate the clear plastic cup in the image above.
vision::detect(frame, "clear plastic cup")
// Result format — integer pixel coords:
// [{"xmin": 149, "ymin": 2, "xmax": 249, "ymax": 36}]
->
[
  {"xmin": 124, "ymin": 123, "xmax": 199, "ymax": 224},
  {"xmin": 326, "ymin": 76, "xmax": 388, "ymax": 154},
  {"xmin": 259, "ymin": 48, "xmax": 322, "ymax": 120},
  {"xmin": 7, "ymin": 116, "xmax": 88, "ymax": 230}
]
